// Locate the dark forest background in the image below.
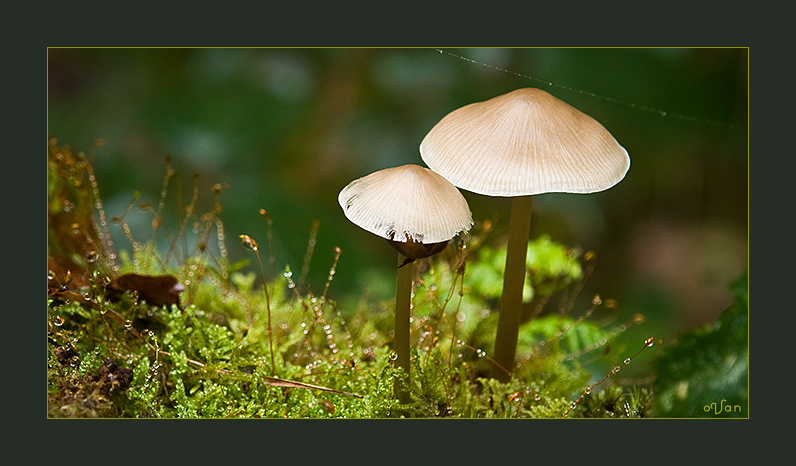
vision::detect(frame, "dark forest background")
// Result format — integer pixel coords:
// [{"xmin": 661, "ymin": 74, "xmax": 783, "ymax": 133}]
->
[{"xmin": 47, "ymin": 47, "xmax": 748, "ymax": 352}]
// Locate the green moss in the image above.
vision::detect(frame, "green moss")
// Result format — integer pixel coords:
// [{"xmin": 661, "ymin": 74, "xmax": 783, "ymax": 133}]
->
[{"xmin": 50, "ymin": 139, "xmax": 730, "ymax": 418}]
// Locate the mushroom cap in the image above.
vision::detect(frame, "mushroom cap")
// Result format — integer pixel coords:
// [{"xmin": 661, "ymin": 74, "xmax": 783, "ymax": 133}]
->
[
  {"xmin": 338, "ymin": 164, "xmax": 473, "ymax": 244},
  {"xmin": 419, "ymin": 88, "xmax": 630, "ymax": 197}
]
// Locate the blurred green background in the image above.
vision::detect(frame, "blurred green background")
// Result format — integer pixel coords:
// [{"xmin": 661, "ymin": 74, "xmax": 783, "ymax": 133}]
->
[{"xmin": 47, "ymin": 47, "xmax": 748, "ymax": 359}]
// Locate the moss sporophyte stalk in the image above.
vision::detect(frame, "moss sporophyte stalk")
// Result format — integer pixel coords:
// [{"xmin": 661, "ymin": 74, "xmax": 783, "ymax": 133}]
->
[{"xmin": 47, "ymin": 137, "xmax": 745, "ymax": 418}]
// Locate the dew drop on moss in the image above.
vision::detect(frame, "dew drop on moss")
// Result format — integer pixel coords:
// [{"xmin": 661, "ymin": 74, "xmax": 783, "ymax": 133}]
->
[{"xmin": 86, "ymin": 250, "xmax": 99, "ymax": 263}]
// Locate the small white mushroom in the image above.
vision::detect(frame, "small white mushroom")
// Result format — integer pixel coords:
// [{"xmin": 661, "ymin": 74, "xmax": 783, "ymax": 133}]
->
[
  {"xmin": 338, "ymin": 164, "xmax": 473, "ymax": 402},
  {"xmin": 420, "ymin": 88, "xmax": 630, "ymax": 381}
]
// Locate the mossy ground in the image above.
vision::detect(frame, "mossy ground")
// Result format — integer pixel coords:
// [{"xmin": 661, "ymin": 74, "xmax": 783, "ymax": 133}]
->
[{"xmin": 47, "ymin": 139, "xmax": 745, "ymax": 418}]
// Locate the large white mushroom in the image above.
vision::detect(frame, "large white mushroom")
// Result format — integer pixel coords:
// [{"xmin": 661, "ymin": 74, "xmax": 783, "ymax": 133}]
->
[
  {"xmin": 420, "ymin": 88, "xmax": 630, "ymax": 381},
  {"xmin": 338, "ymin": 164, "xmax": 473, "ymax": 402}
]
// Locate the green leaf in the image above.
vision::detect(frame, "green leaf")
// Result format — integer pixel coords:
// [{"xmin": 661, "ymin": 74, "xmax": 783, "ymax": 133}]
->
[
  {"xmin": 517, "ymin": 314, "xmax": 609, "ymax": 357},
  {"xmin": 652, "ymin": 270, "xmax": 748, "ymax": 418},
  {"xmin": 526, "ymin": 235, "xmax": 582, "ymax": 296},
  {"xmin": 464, "ymin": 235, "xmax": 583, "ymax": 301}
]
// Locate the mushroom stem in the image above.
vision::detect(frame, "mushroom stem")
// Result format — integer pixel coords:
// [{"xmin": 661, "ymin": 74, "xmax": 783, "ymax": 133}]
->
[
  {"xmin": 491, "ymin": 194, "xmax": 533, "ymax": 382},
  {"xmin": 394, "ymin": 253, "xmax": 413, "ymax": 404}
]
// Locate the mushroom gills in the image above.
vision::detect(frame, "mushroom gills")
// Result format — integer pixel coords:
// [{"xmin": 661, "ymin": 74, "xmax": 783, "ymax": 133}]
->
[{"xmin": 387, "ymin": 238, "xmax": 449, "ymax": 268}]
